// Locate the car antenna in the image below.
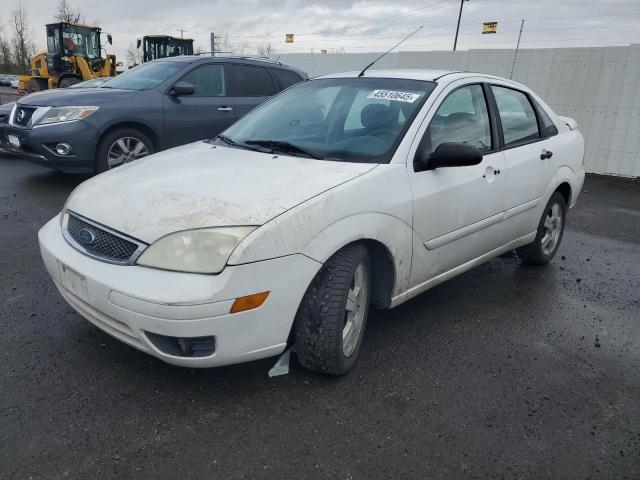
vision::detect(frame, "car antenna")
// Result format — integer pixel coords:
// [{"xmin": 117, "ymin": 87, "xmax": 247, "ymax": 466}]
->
[{"xmin": 358, "ymin": 26, "xmax": 423, "ymax": 77}]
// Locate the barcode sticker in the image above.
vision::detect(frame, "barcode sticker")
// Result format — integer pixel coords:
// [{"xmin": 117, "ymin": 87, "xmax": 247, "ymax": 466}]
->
[{"xmin": 367, "ymin": 90, "xmax": 421, "ymax": 103}]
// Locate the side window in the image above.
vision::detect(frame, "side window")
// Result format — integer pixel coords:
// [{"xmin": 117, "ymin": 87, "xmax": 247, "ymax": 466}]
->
[
  {"xmin": 179, "ymin": 64, "xmax": 226, "ymax": 97},
  {"xmin": 491, "ymin": 86, "xmax": 540, "ymax": 146},
  {"xmin": 426, "ymin": 84, "xmax": 492, "ymax": 154},
  {"xmin": 269, "ymin": 68, "xmax": 303, "ymax": 91},
  {"xmin": 533, "ymin": 99, "xmax": 558, "ymax": 137},
  {"xmin": 228, "ymin": 64, "xmax": 275, "ymax": 97}
]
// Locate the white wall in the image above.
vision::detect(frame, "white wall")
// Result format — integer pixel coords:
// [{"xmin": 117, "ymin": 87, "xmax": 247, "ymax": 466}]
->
[{"xmin": 279, "ymin": 45, "xmax": 640, "ymax": 177}]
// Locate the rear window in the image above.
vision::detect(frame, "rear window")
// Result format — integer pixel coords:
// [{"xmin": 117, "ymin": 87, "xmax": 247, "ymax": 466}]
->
[
  {"xmin": 491, "ymin": 85, "xmax": 540, "ymax": 147},
  {"xmin": 228, "ymin": 64, "xmax": 275, "ymax": 97},
  {"xmin": 270, "ymin": 68, "xmax": 303, "ymax": 91}
]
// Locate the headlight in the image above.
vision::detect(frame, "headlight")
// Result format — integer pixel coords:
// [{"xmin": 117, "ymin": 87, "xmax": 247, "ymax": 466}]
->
[
  {"xmin": 136, "ymin": 227, "xmax": 256, "ymax": 274},
  {"xmin": 35, "ymin": 106, "xmax": 99, "ymax": 126}
]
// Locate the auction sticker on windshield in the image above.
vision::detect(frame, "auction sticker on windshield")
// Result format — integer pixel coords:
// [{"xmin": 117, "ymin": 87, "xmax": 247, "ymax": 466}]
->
[{"xmin": 367, "ymin": 89, "xmax": 421, "ymax": 103}]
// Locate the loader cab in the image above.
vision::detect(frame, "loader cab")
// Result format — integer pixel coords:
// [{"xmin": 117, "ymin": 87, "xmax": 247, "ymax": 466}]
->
[
  {"xmin": 45, "ymin": 23, "xmax": 103, "ymax": 74},
  {"xmin": 139, "ymin": 36, "xmax": 194, "ymax": 63}
]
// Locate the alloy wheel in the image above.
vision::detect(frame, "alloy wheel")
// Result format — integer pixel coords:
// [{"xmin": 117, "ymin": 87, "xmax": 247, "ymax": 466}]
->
[
  {"xmin": 343, "ymin": 261, "xmax": 368, "ymax": 357},
  {"xmin": 541, "ymin": 202, "xmax": 563, "ymax": 255},
  {"xmin": 107, "ymin": 137, "xmax": 150, "ymax": 169}
]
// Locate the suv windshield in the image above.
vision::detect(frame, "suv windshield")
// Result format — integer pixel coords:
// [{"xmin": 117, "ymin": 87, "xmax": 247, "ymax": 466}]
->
[
  {"xmin": 221, "ymin": 77, "xmax": 436, "ymax": 163},
  {"xmin": 100, "ymin": 61, "xmax": 182, "ymax": 91}
]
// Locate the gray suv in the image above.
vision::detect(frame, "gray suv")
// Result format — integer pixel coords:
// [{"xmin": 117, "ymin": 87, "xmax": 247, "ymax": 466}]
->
[{"xmin": 3, "ymin": 56, "xmax": 306, "ymax": 173}]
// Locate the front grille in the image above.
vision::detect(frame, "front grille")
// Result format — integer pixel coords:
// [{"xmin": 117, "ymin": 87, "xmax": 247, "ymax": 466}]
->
[
  {"xmin": 65, "ymin": 213, "xmax": 142, "ymax": 264},
  {"xmin": 13, "ymin": 106, "xmax": 36, "ymax": 127}
]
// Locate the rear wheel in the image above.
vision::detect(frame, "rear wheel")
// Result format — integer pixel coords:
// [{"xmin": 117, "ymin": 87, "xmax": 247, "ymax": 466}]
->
[
  {"xmin": 25, "ymin": 78, "xmax": 48, "ymax": 93},
  {"xmin": 517, "ymin": 192, "xmax": 567, "ymax": 265},
  {"xmin": 96, "ymin": 128, "xmax": 154, "ymax": 173},
  {"xmin": 59, "ymin": 77, "xmax": 81, "ymax": 88},
  {"xmin": 294, "ymin": 243, "xmax": 371, "ymax": 375}
]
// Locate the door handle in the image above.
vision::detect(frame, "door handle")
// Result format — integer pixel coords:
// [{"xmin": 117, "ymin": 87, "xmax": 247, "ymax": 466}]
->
[
  {"xmin": 540, "ymin": 149, "xmax": 553, "ymax": 160},
  {"xmin": 217, "ymin": 106, "xmax": 233, "ymax": 112}
]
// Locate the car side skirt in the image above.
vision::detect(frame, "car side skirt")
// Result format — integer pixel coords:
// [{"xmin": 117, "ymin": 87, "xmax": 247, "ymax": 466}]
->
[{"xmin": 390, "ymin": 231, "xmax": 536, "ymax": 308}]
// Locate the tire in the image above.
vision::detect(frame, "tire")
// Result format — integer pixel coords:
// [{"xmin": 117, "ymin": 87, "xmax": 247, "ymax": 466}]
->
[
  {"xmin": 25, "ymin": 78, "xmax": 48, "ymax": 94},
  {"xmin": 59, "ymin": 77, "xmax": 81, "ymax": 88},
  {"xmin": 517, "ymin": 191, "xmax": 567, "ymax": 265},
  {"xmin": 294, "ymin": 243, "xmax": 372, "ymax": 375},
  {"xmin": 95, "ymin": 128, "xmax": 154, "ymax": 173}
]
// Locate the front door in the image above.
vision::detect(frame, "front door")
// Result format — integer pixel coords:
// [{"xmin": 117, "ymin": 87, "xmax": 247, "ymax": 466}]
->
[
  {"xmin": 408, "ymin": 82, "xmax": 508, "ymax": 285},
  {"xmin": 163, "ymin": 63, "xmax": 236, "ymax": 147}
]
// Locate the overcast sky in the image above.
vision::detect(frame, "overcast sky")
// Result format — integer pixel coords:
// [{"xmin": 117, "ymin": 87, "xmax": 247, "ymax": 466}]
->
[{"xmin": 2, "ymin": 0, "xmax": 639, "ymax": 64}]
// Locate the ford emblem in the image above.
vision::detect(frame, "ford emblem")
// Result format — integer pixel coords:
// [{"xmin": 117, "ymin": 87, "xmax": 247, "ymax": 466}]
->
[{"xmin": 78, "ymin": 228, "xmax": 96, "ymax": 245}]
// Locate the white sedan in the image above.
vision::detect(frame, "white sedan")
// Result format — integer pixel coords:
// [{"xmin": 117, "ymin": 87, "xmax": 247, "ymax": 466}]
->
[{"xmin": 38, "ymin": 70, "xmax": 585, "ymax": 375}]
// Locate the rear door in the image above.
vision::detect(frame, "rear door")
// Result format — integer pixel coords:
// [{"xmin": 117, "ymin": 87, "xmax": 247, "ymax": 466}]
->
[
  {"xmin": 489, "ymin": 84, "xmax": 556, "ymax": 238},
  {"xmin": 227, "ymin": 63, "xmax": 276, "ymax": 119},
  {"xmin": 163, "ymin": 63, "xmax": 235, "ymax": 147},
  {"xmin": 269, "ymin": 67, "xmax": 304, "ymax": 91}
]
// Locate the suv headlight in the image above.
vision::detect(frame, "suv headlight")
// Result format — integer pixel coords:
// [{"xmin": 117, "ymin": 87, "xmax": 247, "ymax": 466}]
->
[
  {"xmin": 136, "ymin": 227, "xmax": 256, "ymax": 274},
  {"xmin": 35, "ymin": 106, "xmax": 99, "ymax": 126}
]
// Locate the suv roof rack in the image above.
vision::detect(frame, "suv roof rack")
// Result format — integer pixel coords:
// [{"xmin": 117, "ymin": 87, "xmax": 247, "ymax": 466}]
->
[{"xmin": 193, "ymin": 52, "xmax": 283, "ymax": 65}]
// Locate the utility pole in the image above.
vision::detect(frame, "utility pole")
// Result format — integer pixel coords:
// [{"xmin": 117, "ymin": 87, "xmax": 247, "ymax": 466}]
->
[
  {"xmin": 177, "ymin": 28, "xmax": 187, "ymax": 39},
  {"xmin": 510, "ymin": 19, "xmax": 525, "ymax": 79},
  {"xmin": 453, "ymin": 0, "xmax": 468, "ymax": 51}
]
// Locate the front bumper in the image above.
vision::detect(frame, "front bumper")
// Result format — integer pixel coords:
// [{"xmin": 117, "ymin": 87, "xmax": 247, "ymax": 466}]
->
[
  {"xmin": 38, "ymin": 216, "xmax": 321, "ymax": 368},
  {"xmin": 4, "ymin": 121, "xmax": 98, "ymax": 173}
]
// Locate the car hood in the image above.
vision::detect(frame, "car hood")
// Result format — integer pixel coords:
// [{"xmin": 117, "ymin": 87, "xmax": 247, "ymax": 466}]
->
[
  {"xmin": 66, "ymin": 142, "xmax": 377, "ymax": 244},
  {"xmin": 18, "ymin": 88, "xmax": 138, "ymax": 107}
]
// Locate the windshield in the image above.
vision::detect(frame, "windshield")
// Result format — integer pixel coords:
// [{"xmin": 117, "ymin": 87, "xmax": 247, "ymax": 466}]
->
[
  {"xmin": 144, "ymin": 38, "xmax": 193, "ymax": 62},
  {"xmin": 221, "ymin": 77, "xmax": 435, "ymax": 163},
  {"xmin": 58, "ymin": 25, "xmax": 101, "ymax": 59},
  {"xmin": 100, "ymin": 62, "xmax": 182, "ymax": 90}
]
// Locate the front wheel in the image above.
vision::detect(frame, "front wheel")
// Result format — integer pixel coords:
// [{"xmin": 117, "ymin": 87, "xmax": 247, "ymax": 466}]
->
[
  {"xmin": 59, "ymin": 77, "xmax": 81, "ymax": 88},
  {"xmin": 517, "ymin": 192, "xmax": 567, "ymax": 265},
  {"xmin": 294, "ymin": 244, "xmax": 372, "ymax": 375},
  {"xmin": 95, "ymin": 128, "xmax": 154, "ymax": 173}
]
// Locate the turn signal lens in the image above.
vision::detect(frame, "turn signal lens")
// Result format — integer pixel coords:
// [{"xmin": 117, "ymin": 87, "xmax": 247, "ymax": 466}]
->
[{"xmin": 230, "ymin": 291, "xmax": 270, "ymax": 314}]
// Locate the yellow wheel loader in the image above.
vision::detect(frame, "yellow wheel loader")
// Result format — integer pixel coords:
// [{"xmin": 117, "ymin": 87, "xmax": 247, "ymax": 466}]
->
[{"xmin": 18, "ymin": 22, "xmax": 116, "ymax": 95}]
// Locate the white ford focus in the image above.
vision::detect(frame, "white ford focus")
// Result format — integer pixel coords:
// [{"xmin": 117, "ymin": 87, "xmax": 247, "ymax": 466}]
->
[{"xmin": 38, "ymin": 70, "xmax": 585, "ymax": 375}]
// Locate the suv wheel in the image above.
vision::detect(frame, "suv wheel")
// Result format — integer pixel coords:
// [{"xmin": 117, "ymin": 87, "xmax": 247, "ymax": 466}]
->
[
  {"xmin": 96, "ymin": 128, "xmax": 154, "ymax": 173},
  {"xmin": 517, "ymin": 192, "xmax": 567, "ymax": 265},
  {"xmin": 294, "ymin": 243, "xmax": 371, "ymax": 375}
]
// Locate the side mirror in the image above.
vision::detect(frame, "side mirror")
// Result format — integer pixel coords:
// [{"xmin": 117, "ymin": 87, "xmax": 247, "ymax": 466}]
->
[
  {"xmin": 169, "ymin": 81, "xmax": 195, "ymax": 96},
  {"xmin": 107, "ymin": 34, "xmax": 113, "ymax": 45},
  {"xmin": 414, "ymin": 142, "xmax": 483, "ymax": 172},
  {"xmin": 136, "ymin": 38, "xmax": 141, "ymax": 49}
]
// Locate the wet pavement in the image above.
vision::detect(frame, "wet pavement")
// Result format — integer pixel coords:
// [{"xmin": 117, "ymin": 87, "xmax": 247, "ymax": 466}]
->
[{"xmin": 1, "ymin": 155, "xmax": 639, "ymax": 479}]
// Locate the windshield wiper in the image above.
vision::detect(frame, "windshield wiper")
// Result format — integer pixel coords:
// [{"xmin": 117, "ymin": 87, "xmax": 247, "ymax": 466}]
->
[
  {"xmin": 214, "ymin": 134, "xmax": 266, "ymax": 152},
  {"xmin": 245, "ymin": 140, "xmax": 324, "ymax": 159}
]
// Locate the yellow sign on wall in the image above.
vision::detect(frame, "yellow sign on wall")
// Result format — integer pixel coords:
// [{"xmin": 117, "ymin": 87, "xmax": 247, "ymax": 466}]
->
[
  {"xmin": 482, "ymin": 22, "xmax": 498, "ymax": 34},
  {"xmin": 285, "ymin": 33, "xmax": 294, "ymax": 43}
]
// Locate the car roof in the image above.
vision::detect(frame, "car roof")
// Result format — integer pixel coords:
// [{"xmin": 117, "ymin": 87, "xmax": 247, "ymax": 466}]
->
[
  {"xmin": 318, "ymin": 69, "xmax": 518, "ymax": 85},
  {"xmin": 154, "ymin": 55, "xmax": 299, "ymax": 69},
  {"xmin": 152, "ymin": 55, "xmax": 307, "ymax": 78}
]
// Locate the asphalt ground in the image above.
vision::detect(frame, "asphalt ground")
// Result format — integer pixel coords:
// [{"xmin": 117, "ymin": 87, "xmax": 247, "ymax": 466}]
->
[{"xmin": 1, "ymin": 154, "xmax": 639, "ymax": 479}]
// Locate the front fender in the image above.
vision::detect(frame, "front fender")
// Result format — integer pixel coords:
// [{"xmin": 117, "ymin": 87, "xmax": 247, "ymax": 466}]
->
[{"xmin": 228, "ymin": 164, "xmax": 414, "ymax": 296}]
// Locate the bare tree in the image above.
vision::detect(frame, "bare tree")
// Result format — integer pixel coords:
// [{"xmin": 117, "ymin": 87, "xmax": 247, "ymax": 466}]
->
[
  {"xmin": 11, "ymin": 4, "xmax": 36, "ymax": 74},
  {"xmin": 256, "ymin": 42, "xmax": 274, "ymax": 56},
  {"xmin": 0, "ymin": 25, "xmax": 14, "ymax": 72},
  {"xmin": 55, "ymin": 0, "xmax": 84, "ymax": 24},
  {"xmin": 236, "ymin": 41, "xmax": 249, "ymax": 55},
  {"xmin": 125, "ymin": 42, "xmax": 142, "ymax": 67}
]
